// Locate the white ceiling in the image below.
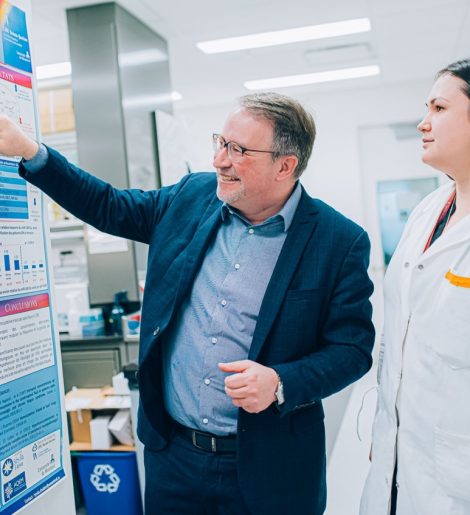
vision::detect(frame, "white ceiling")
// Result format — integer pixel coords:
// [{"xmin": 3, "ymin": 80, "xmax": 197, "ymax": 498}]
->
[{"xmin": 31, "ymin": 0, "xmax": 470, "ymax": 109}]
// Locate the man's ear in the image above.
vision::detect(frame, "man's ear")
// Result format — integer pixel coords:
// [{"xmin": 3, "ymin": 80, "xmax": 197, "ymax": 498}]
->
[{"xmin": 276, "ymin": 155, "xmax": 299, "ymax": 181}]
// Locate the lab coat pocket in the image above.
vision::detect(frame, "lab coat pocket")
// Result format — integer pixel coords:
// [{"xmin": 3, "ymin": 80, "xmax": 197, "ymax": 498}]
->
[
  {"xmin": 432, "ymin": 271, "xmax": 470, "ymax": 369},
  {"xmin": 435, "ymin": 427, "xmax": 470, "ymax": 502}
]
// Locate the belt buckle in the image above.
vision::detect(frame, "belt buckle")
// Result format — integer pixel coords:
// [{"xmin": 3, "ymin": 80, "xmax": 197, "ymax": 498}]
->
[{"xmin": 191, "ymin": 430, "xmax": 217, "ymax": 452}]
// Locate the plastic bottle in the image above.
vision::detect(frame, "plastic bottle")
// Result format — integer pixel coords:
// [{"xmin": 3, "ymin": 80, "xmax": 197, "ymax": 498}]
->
[
  {"xmin": 66, "ymin": 292, "xmax": 82, "ymax": 337},
  {"xmin": 109, "ymin": 290, "xmax": 127, "ymax": 335}
]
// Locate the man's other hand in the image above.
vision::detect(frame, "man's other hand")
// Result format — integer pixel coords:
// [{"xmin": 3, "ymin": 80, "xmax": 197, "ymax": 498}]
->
[
  {"xmin": 0, "ymin": 115, "xmax": 39, "ymax": 160},
  {"xmin": 219, "ymin": 360, "xmax": 279, "ymax": 414}
]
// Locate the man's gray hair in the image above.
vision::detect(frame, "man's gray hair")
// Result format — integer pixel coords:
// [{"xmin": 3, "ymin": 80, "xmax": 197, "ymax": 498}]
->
[{"xmin": 238, "ymin": 92, "xmax": 316, "ymax": 179}]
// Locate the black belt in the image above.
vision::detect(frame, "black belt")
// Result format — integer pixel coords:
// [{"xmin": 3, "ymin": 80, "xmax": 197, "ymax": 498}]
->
[{"xmin": 175, "ymin": 423, "xmax": 237, "ymax": 454}]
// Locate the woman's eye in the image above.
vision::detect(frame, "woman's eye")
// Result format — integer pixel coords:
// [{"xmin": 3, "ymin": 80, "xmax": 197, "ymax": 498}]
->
[{"xmin": 435, "ymin": 105, "xmax": 444, "ymax": 112}]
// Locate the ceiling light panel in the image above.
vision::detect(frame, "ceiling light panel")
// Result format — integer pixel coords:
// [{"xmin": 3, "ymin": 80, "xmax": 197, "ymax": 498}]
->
[
  {"xmin": 197, "ymin": 18, "xmax": 371, "ymax": 54},
  {"xmin": 244, "ymin": 65, "xmax": 380, "ymax": 90}
]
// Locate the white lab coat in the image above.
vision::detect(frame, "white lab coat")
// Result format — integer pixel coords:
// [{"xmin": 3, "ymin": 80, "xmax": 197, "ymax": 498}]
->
[{"xmin": 361, "ymin": 183, "xmax": 470, "ymax": 515}]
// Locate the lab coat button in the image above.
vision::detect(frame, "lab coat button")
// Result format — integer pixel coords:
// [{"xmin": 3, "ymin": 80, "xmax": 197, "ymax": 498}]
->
[
  {"xmin": 404, "ymin": 262, "xmax": 410, "ymax": 268},
  {"xmin": 153, "ymin": 327, "xmax": 160, "ymax": 336},
  {"xmin": 418, "ymin": 264, "xmax": 424, "ymax": 270}
]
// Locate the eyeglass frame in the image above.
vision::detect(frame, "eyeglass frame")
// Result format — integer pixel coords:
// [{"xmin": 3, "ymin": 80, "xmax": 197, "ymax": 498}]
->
[{"xmin": 212, "ymin": 133, "xmax": 276, "ymax": 161}]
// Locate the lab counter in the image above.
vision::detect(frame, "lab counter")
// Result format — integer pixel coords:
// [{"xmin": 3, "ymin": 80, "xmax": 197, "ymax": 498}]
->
[{"xmin": 60, "ymin": 334, "xmax": 139, "ymax": 392}]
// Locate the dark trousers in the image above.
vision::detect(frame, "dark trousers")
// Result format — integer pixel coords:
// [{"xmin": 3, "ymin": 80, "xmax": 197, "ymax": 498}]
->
[{"xmin": 144, "ymin": 428, "xmax": 251, "ymax": 515}]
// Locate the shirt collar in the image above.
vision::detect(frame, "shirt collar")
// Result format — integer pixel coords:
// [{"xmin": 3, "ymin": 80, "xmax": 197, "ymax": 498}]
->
[{"xmin": 220, "ymin": 181, "xmax": 301, "ymax": 232}]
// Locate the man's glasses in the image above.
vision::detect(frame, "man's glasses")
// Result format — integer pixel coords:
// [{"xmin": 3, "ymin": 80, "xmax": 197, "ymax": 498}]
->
[{"xmin": 212, "ymin": 133, "xmax": 275, "ymax": 163}]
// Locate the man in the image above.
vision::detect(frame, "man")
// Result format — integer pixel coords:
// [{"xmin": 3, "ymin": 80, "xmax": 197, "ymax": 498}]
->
[{"xmin": 0, "ymin": 92, "xmax": 374, "ymax": 514}]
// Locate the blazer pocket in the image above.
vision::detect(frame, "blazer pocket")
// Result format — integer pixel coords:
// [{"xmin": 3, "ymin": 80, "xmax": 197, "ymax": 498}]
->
[
  {"xmin": 285, "ymin": 288, "xmax": 322, "ymax": 302},
  {"xmin": 435, "ymin": 427, "xmax": 470, "ymax": 502},
  {"xmin": 291, "ymin": 404, "xmax": 324, "ymax": 434}
]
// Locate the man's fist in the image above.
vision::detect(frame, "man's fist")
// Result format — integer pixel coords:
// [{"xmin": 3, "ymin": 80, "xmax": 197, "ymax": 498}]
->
[
  {"xmin": 0, "ymin": 115, "xmax": 39, "ymax": 160},
  {"xmin": 219, "ymin": 360, "xmax": 279, "ymax": 414}
]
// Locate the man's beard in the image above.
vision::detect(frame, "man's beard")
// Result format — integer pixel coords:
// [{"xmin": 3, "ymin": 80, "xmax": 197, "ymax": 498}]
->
[{"xmin": 216, "ymin": 181, "xmax": 245, "ymax": 205}]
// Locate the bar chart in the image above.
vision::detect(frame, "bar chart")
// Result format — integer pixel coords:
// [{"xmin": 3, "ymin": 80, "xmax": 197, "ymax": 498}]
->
[
  {"xmin": 0, "ymin": 158, "xmax": 28, "ymax": 220},
  {"xmin": 0, "ymin": 242, "xmax": 47, "ymax": 296}
]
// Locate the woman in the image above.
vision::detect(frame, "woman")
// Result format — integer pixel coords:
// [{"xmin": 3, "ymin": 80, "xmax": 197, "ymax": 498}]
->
[{"xmin": 361, "ymin": 59, "xmax": 470, "ymax": 515}]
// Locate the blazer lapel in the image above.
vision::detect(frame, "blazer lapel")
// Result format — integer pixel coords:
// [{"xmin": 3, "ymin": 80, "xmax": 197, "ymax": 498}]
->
[
  {"xmin": 248, "ymin": 191, "xmax": 319, "ymax": 361},
  {"xmin": 173, "ymin": 195, "xmax": 223, "ymax": 305}
]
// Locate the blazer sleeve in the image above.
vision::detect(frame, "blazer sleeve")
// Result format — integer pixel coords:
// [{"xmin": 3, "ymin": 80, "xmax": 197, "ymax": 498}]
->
[
  {"xmin": 19, "ymin": 146, "xmax": 191, "ymax": 244},
  {"xmin": 272, "ymin": 230, "xmax": 375, "ymax": 414}
]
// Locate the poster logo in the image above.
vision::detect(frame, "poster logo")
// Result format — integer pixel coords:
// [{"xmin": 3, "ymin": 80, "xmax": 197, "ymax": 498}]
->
[
  {"xmin": 3, "ymin": 472, "xmax": 26, "ymax": 501},
  {"xmin": 2, "ymin": 458, "xmax": 13, "ymax": 477}
]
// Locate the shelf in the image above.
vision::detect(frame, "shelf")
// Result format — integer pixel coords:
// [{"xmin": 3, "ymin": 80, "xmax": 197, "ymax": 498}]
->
[
  {"xmin": 49, "ymin": 220, "xmax": 84, "ymax": 232},
  {"xmin": 50, "ymin": 229, "xmax": 84, "ymax": 240},
  {"xmin": 70, "ymin": 441, "xmax": 135, "ymax": 452}
]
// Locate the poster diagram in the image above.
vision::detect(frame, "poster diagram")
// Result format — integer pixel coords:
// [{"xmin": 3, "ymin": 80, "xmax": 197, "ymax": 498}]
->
[{"xmin": 0, "ymin": 2, "xmax": 66, "ymax": 514}]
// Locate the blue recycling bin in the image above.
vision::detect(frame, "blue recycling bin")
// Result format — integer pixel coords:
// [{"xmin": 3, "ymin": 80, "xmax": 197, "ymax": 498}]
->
[{"xmin": 75, "ymin": 452, "xmax": 143, "ymax": 515}]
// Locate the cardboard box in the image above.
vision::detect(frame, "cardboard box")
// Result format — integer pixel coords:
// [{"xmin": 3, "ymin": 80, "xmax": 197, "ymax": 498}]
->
[
  {"xmin": 108, "ymin": 409, "xmax": 134, "ymax": 446},
  {"xmin": 90, "ymin": 416, "xmax": 112, "ymax": 449},
  {"xmin": 69, "ymin": 409, "xmax": 92, "ymax": 443},
  {"xmin": 65, "ymin": 388, "xmax": 133, "ymax": 449}
]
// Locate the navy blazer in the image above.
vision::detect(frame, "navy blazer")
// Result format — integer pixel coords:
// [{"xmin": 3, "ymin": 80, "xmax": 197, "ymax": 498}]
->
[{"xmin": 20, "ymin": 147, "xmax": 375, "ymax": 515}]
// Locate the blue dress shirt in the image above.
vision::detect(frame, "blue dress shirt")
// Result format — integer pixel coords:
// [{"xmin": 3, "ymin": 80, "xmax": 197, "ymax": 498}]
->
[{"xmin": 162, "ymin": 184, "xmax": 301, "ymax": 435}]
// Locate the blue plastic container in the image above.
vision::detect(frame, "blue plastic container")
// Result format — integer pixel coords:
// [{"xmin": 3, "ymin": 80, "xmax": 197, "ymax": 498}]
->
[{"xmin": 75, "ymin": 452, "xmax": 143, "ymax": 515}]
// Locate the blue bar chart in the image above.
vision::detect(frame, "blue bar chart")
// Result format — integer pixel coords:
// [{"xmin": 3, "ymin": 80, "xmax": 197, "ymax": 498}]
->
[
  {"xmin": 0, "ymin": 158, "xmax": 28, "ymax": 220},
  {"xmin": 0, "ymin": 243, "xmax": 47, "ymax": 296}
]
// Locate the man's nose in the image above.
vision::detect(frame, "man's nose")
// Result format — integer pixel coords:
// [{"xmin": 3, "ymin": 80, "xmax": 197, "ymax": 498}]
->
[{"xmin": 213, "ymin": 146, "xmax": 231, "ymax": 168}]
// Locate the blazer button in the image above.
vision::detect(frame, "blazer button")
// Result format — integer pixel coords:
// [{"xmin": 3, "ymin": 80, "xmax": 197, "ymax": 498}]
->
[{"xmin": 153, "ymin": 327, "xmax": 160, "ymax": 336}]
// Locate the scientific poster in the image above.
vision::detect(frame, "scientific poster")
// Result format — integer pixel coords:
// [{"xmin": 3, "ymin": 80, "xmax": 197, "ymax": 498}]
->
[{"xmin": 0, "ymin": 1, "xmax": 65, "ymax": 513}]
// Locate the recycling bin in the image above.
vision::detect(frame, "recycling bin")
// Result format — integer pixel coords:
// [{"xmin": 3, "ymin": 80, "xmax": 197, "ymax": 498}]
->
[{"xmin": 75, "ymin": 451, "xmax": 143, "ymax": 515}]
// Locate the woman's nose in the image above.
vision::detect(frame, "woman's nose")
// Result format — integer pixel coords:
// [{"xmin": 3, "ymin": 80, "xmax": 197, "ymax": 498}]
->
[{"xmin": 417, "ymin": 116, "xmax": 431, "ymax": 133}]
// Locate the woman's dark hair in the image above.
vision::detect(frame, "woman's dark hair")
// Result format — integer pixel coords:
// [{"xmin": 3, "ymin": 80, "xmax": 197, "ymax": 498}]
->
[{"xmin": 437, "ymin": 58, "xmax": 470, "ymax": 100}]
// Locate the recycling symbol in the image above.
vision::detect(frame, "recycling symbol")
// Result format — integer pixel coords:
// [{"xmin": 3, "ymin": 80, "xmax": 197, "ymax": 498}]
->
[{"xmin": 90, "ymin": 464, "xmax": 120, "ymax": 493}]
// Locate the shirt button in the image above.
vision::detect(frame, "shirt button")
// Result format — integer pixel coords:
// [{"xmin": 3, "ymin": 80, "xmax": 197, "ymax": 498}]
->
[
  {"xmin": 418, "ymin": 264, "xmax": 424, "ymax": 270},
  {"xmin": 404, "ymin": 262, "xmax": 410, "ymax": 268},
  {"xmin": 153, "ymin": 327, "xmax": 160, "ymax": 336},
  {"xmin": 202, "ymin": 418, "xmax": 209, "ymax": 425},
  {"xmin": 204, "ymin": 378, "xmax": 211, "ymax": 385},
  {"xmin": 248, "ymin": 228, "xmax": 254, "ymax": 234},
  {"xmin": 211, "ymin": 337, "xmax": 218, "ymax": 344},
  {"xmin": 234, "ymin": 263, "xmax": 240, "ymax": 270},
  {"xmin": 221, "ymin": 299, "xmax": 227, "ymax": 306}
]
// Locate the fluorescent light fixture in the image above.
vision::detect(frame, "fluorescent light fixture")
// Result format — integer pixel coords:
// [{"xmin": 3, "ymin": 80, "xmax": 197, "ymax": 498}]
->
[
  {"xmin": 197, "ymin": 18, "xmax": 371, "ymax": 54},
  {"xmin": 244, "ymin": 65, "xmax": 380, "ymax": 90},
  {"xmin": 122, "ymin": 91, "xmax": 182, "ymax": 109},
  {"xmin": 36, "ymin": 61, "xmax": 72, "ymax": 80}
]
